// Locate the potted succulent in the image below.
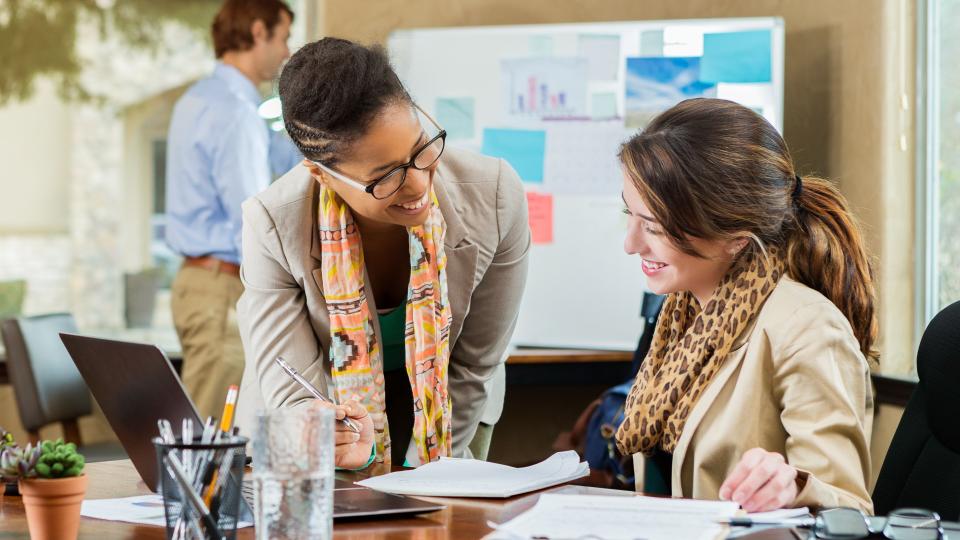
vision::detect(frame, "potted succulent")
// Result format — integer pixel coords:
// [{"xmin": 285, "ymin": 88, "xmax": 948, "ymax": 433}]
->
[
  {"xmin": 0, "ymin": 426, "xmax": 17, "ymax": 495},
  {"xmin": 1, "ymin": 438, "xmax": 87, "ymax": 540}
]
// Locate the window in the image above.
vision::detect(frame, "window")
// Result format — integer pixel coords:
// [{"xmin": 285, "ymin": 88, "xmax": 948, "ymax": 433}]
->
[
  {"xmin": 151, "ymin": 138, "xmax": 179, "ymax": 290},
  {"xmin": 920, "ymin": 0, "xmax": 960, "ymax": 326}
]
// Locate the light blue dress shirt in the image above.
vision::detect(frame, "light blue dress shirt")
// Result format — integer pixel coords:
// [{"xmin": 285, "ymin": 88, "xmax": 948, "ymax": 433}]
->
[
  {"xmin": 165, "ymin": 63, "xmax": 301, "ymax": 264},
  {"xmin": 270, "ymin": 128, "xmax": 303, "ymax": 178}
]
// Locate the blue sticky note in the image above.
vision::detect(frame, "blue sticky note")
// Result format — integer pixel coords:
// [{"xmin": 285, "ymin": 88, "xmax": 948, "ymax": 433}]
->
[
  {"xmin": 700, "ymin": 30, "xmax": 772, "ymax": 83},
  {"xmin": 436, "ymin": 97, "xmax": 474, "ymax": 140},
  {"xmin": 481, "ymin": 128, "xmax": 546, "ymax": 182}
]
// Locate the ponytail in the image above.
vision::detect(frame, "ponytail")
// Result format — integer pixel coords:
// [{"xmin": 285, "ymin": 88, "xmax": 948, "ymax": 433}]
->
[{"xmin": 786, "ymin": 176, "xmax": 879, "ymax": 364}]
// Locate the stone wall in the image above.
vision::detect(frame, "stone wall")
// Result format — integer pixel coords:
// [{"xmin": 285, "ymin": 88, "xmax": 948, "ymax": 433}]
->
[{"xmin": 0, "ymin": 235, "xmax": 72, "ymax": 315}]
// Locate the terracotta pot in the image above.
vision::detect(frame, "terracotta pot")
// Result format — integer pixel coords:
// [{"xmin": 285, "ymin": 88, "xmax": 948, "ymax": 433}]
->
[{"xmin": 18, "ymin": 474, "xmax": 88, "ymax": 540}]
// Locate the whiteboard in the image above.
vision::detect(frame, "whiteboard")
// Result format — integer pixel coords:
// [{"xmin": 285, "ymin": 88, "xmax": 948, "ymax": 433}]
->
[{"xmin": 389, "ymin": 18, "xmax": 785, "ymax": 350}]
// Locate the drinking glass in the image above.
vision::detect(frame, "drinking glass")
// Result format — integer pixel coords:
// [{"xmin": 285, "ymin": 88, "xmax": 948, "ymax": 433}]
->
[{"xmin": 252, "ymin": 407, "xmax": 334, "ymax": 540}]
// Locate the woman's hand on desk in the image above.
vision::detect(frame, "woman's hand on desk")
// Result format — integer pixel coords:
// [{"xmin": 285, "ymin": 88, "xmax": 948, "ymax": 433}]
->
[
  {"xmin": 718, "ymin": 447, "xmax": 799, "ymax": 512},
  {"xmin": 312, "ymin": 400, "xmax": 375, "ymax": 469}
]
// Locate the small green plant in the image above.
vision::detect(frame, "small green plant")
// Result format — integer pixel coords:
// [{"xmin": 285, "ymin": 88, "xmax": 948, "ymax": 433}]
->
[
  {"xmin": 0, "ymin": 443, "xmax": 41, "ymax": 481},
  {"xmin": 0, "ymin": 426, "xmax": 14, "ymax": 452},
  {"xmin": 35, "ymin": 439, "xmax": 85, "ymax": 479}
]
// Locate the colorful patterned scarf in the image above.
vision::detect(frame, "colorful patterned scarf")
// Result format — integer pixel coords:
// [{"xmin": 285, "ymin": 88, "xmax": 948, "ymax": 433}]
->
[
  {"xmin": 616, "ymin": 249, "xmax": 785, "ymax": 456},
  {"xmin": 318, "ymin": 185, "xmax": 452, "ymax": 466}
]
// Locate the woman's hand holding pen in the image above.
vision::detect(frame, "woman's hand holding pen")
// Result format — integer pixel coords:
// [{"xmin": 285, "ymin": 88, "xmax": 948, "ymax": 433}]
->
[{"xmin": 313, "ymin": 400, "xmax": 375, "ymax": 469}]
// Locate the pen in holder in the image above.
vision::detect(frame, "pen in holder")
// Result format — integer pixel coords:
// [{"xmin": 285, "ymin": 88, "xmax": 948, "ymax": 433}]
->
[{"xmin": 153, "ymin": 435, "xmax": 248, "ymax": 540}]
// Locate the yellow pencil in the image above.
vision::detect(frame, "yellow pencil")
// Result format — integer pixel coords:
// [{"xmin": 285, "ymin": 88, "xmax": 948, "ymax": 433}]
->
[
  {"xmin": 203, "ymin": 385, "xmax": 239, "ymax": 507},
  {"xmin": 218, "ymin": 385, "xmax": 239, "ymax": 435}
]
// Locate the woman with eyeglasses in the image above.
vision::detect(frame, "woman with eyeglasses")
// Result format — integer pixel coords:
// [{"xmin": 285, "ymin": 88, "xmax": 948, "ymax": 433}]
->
[
  {"xmin": 233, "ymin": 38, "xmax": 530, "ymax": 469},
  {"xmin": 615, "ymin": 98, "xmax": 876, "ymax": 513}
]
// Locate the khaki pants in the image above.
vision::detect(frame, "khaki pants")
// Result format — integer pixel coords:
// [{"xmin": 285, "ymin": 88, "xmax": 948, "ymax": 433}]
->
[{"xmin": 171, "ymin": 266, "xmax": 244, "ymax": 420}]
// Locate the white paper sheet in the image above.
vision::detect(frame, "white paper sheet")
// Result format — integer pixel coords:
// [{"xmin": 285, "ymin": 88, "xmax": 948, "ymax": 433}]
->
[
  {"xmin": 578, "ymin": 34, "xmax": 622, "ymax": 81},
  {"xmin": 715, "ymin": 82, "xmax": 778, "ymax": 128},
  {"xmin": 745, "ymin": 506, "xmax": 810, "ymax": 521},
  {"xmin": 357, "ymin": 450, "xmax": 589, "ymax": 498},
  {"xmin": 542, "ymin": 119, "xmax": 630, "ymax": 196},
  {"xmin": 663, "ymin": 26, "xmax": 705, "ymax": 57},
  {"xmin": 81, "ymin": 494, "xmax": 253, "ymax": 528},
  {"xmin": 488, "ymin": 493, "xmax": 738, "ymax": 540}
]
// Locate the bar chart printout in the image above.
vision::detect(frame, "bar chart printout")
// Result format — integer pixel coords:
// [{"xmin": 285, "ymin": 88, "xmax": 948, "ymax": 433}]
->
[{"xmin": 502, "ymin": 57, "xmax": 589, "ymax": 118}]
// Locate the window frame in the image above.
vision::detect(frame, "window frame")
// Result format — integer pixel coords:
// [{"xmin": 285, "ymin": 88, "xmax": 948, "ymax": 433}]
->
[{"xmin": 916, "ymin": 0, "xmax": 940, "ymax": 345}]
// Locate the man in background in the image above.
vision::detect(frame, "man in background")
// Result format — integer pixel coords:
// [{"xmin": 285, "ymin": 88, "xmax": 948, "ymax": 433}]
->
[{"xmin": 165, "ymin": 0, "xmax": 295, "ymax": 419}]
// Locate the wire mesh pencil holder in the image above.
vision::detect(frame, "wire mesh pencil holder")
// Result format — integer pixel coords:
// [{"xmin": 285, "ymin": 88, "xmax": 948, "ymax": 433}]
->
[{"xmin": 153, "ymin": 436, "xmax": 248, "ymax": 540}]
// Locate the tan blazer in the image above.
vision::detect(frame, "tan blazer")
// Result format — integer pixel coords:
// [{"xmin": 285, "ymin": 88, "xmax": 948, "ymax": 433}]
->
[
  {"xmin": 635, "ymin": 276, "xmax": 874, "ymax": 513},
  {"xmin": 234, "ymin": 148, "xmax": 531, "ymax": 459}
]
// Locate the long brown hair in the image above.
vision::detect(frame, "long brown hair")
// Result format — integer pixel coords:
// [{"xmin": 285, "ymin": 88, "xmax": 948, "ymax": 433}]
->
[{"xmin": 619, "ymin": 98, "xmax": 878, "ymax": 363}]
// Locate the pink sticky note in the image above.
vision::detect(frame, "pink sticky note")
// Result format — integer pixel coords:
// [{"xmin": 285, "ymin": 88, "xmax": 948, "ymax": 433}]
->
[{"xmin": 526, "ymin": 192, "xmax": 553, "ymax": 244}]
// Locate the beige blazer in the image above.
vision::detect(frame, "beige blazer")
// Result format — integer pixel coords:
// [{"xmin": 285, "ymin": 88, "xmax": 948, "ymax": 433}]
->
[
  {"xmin": 234, "ymin": 148, "xmax": 531, "ymax": 459},
  {"xmin": 635, "ymin": 276, "xmax": 874, "ymax": 513}
]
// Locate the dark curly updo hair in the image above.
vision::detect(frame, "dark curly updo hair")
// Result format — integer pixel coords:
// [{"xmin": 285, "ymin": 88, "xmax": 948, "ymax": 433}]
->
[{"xmin": 279, "ymin": 38, "xmax": 413, "ymax": 166}]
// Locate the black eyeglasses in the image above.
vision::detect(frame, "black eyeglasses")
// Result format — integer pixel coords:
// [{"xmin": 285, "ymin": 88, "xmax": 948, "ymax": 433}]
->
[
  {"xmin": 815, "ymin": 508, "xmax": 944, "ymax": 540},
  {"xmin": 311, "ymin": 105, "xmax": 447, "ymax": 200}
]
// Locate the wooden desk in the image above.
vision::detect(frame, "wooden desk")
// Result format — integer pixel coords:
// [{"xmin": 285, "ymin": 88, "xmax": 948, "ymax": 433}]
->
[
  {"xmin": 0, "ymin": 460, "xmax": 592, "ymax": 539},
  {"xmin": 0, "ymin": 460, "xmax": 800, "ymax": 540}
]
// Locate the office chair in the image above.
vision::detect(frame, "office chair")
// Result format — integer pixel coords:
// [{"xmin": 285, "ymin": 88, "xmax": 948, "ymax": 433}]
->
[
  {"xmin": 872, "ymin": 300, "xmax": 960, "ymax": 519},
  {"xmin": 1, "ymin": 313, "xmax": 124, "ymax": 461},
  {"xmin": 123, "ymin": 268, "xmax": 161, "ymax": 328},
  {"xmin": 631, "ymin": 292, "xmax": 666, "ymax": 377}
]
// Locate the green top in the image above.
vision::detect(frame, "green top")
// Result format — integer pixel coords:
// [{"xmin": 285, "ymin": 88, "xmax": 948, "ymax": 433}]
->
[{"xmin": 377, "ymin": 306, "xmax": 406, "ymax": 372}]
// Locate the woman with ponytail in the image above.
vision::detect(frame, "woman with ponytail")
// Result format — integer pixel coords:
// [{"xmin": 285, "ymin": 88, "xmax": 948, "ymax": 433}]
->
[{"xmin": 615, "ymin": 98, "xmax": 876, "ymax": 512}]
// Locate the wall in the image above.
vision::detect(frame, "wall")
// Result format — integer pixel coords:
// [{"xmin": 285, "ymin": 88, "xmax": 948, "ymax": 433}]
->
[
  {"xmin": 0, "ymin": 80, "xmax": 71, "ymax": 234},
  {"xmin": 0, "ymin": 81, "xmax": 75, "ymax": 316},
  {"xmin": 121, "ymin": 84, "xmax": 191, "ymax": 272},
  {"xmin": 0, "ymin": 235, "xmax": 71, "ymax": 315},
  {"xmin": 318, "ymin": 0, "xmax": 918, "ymax": 374}
]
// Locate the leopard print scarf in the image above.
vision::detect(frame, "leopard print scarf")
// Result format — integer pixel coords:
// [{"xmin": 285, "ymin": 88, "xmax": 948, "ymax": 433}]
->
[{"xmin": 616, "ymin": 249, "xmax": 785, "ymax": 456}]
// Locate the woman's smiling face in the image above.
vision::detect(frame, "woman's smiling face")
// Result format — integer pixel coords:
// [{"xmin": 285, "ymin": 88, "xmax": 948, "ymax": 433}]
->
[
  {"xmin": 305, "ymin": 102, "xmax": 440, "ymax": 229},
  {"xmin": 621, "ymin": 175, "xmax": 743, "ymax": 306}
]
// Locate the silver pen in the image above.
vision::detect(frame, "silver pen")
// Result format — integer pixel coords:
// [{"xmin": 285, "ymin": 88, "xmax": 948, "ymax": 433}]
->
[
  {"xmin": 158, "ymin": 419, "xmax": 176, "ymax": 444},
  {"xmin": 182, "ymin": 418, "xmax": 193, "ymax": 479},
  {"xmin": 274, "ymin": 356, "xmax": 361, "ymax": 434}
]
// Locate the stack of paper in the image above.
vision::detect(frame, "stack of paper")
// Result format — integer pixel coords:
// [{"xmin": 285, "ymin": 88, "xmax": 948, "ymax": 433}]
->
[
  {"xmin": 357, "ymin": 450, "xmax": 589, "ymax": 498},
  {"xmin": 488, "ymin": 493, "xmax": 739, "ymax": 540}
]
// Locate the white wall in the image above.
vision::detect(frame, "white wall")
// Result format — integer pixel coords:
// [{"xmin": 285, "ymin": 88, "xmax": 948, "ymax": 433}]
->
[{"xmin": 0, "ymin": 79, "xmax": 72, "ymax": 233}]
